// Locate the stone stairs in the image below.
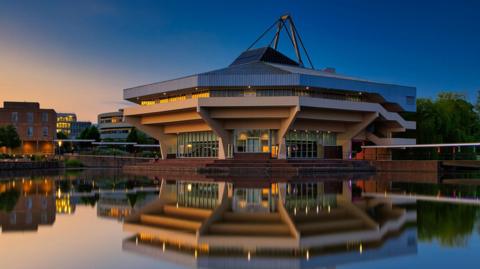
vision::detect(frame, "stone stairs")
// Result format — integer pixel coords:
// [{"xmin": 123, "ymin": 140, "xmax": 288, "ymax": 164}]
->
[
  {"xmin": 291, "ymin": 207, "xmax": 371, "ymax": 236},
  {"xmin": 138, "ymin": 204, "xmax": 212, "ymax": 234},
  {"xmin": 209, "ymin": 211, "xmax": 291, "ymax": 237}
]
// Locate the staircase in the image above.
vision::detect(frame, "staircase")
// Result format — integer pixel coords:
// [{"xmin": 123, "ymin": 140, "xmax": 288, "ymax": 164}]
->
[
  {"xmin": 209, "ymin": 211, "xmax": 291, "ymax": 237},
  {"xmin": 291, "ymin": 207, "xmax": 372, "ymax": 236},
  {"xmin": 138, "ymin": 204, "xmax": 212, "ymax": 234}
]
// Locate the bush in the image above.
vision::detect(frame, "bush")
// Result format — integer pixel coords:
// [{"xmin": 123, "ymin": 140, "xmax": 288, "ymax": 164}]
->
[
  {"xmin": 92, "ymin": 147, "xmax": 129, "ymax": 156},
  {"xmin": 65, "ymin": 159, "xmax": 83, "ymax": 168},
  {"xmin": 30, "ymin": 155, "xmax": 46, "ymax": 161},
  {"xmin": 138, "ymin": 150, "xmax": 157, "ymax": 158}
]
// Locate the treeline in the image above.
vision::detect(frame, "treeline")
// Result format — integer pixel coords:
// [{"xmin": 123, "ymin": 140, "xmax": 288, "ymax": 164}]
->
[{"xmin": 412, "ymin": 92, "xmax": 480, "ymax": 144}]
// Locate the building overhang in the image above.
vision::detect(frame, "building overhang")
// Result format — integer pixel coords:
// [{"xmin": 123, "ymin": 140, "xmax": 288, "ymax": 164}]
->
[{"xmin": 123, "ymin": 60, "xmax": 416, "ymax": 113}]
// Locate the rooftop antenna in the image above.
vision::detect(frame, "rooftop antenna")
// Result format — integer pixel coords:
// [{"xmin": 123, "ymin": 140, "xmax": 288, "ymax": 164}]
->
[{"xmin": 246, "ymin": 14, "xmax": 315, "ymax": 69}]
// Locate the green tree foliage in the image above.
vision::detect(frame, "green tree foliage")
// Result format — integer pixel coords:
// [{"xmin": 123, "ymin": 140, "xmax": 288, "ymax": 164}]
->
[
  {"xmin": 56, "ymin": 132, "xmax": 68, "ymax": 139},
  {"xmin": 126, "ymin": 127, "xmax": 154, "ymax": 144},
  {"xmin": 417, "ymin": 201, "xmax": 479, "ymax": 247},
  {"xmin": 0, "ymin": 125, "xmax": 21, "ymax": 150},
  {"xmin": 0, "ymin": 189, "xmax": 20, "ymax": 212},
  {"xmin": 416, "ymin": 92, "xmax": 480, "ymax": 144},
  {"xmin": 78, "ymin": 126, "xmax": 100, "ymax": 141}
]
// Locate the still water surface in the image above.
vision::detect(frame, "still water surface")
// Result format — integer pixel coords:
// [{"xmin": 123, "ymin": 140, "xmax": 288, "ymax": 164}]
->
[{"xmin": 0, "ymin": 169, "xmax": 479, "ymax": 269}]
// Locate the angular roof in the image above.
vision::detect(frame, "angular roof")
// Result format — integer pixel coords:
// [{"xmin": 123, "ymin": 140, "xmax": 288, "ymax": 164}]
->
[
  {"xmin": 124, "ymin": 48, "xmax": 416, "ymax": 112},
  {"xmin": 230, "ymin": 47, "xmax": 300, "ymax": 67}
]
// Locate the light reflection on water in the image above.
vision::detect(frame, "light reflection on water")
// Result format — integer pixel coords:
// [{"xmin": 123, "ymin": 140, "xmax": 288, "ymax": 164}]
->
[{"xmin": 0, "ymin": 169, "xmax": 479, "ymax": 269}]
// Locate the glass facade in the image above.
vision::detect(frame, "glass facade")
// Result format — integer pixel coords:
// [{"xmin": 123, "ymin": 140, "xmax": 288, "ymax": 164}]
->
[
  {"xmin": 285, "ymin": 130, "xmax": 337, "ymax": 158},
  {"xmin": 138, "ymin": 88, "xmax": 366, "ymax": 106},
  {"xmin": 232, "ymin": 184, "xmax": 278, "ymax": 213},
  {"xmin": 284, "ymin": 182, "xmax": 339, "ymax": 214},
  {"xmin": 176, "ymin": 181, "xmax": 218, "ymax": 209},
  {"xmin": 256, "ymin": 89, "xmax": 310, "ymax": 97},
  {"xmin": 210, "ymin": 89, "xmax": 244, "ymax": 97},
  {"xmin": 177, "ymin": 131, "xmax": 218, "ymax": 158},
  {"xmin": 234, "ymin": 129, "xmax": 277, "ymax": 154}
]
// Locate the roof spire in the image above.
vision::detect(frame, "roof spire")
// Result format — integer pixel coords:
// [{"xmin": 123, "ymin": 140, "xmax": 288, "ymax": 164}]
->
[{"xmin": 246, "ymin": 14, "xmax": 314, "ymax": 69}]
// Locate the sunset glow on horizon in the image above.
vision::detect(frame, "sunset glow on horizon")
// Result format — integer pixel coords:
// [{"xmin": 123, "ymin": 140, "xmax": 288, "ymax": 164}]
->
[{"xmin": 1, "ymin": 1, "xmax": 480, "ymax": 122}]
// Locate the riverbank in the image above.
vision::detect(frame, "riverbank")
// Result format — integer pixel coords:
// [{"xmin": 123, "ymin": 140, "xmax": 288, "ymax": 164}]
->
[{"xmin": 0, "ymin": 160, "xmax": 63, "ymax": 171}]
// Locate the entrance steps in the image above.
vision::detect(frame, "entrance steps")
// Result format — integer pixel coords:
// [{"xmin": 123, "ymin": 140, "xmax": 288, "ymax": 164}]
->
[
  {"xmin": 209, "ymin": 211, "xmax": 291, "ymax": 237},
  {"xmin": 137, "ymin": 204, "xmax": 212, "ymax": 233},
  {"xmin": 291, "ymin": 207, "xmax": 371, "ymax": 236}
]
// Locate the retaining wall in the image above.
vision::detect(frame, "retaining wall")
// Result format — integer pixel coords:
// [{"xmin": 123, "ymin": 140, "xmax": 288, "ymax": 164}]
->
[{"xmin": 64, "ymin": 155, "xmax": 153, "ymax": 168}]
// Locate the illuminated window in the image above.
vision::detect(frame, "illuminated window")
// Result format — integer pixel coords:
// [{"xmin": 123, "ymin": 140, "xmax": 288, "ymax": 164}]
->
[
  {"xmin": 285, "ymin": 130, "xmax": 337, "ymax": 159},
  {"xmin": 192, "ymin": 91, "xmax": 210, "ymax": 99},
  {"xmin": 177, "ymin": 131, "xmax": 218, "ymax": 158}
]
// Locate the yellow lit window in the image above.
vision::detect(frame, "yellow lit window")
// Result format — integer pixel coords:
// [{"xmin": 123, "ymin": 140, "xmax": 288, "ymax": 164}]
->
[{"xmin": 192, "ymin": 91, "xmax": 210, "ymax": 99}]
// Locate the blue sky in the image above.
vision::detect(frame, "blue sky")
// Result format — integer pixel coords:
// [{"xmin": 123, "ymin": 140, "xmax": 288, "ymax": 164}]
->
[{"xmin": 1, "ymin": 0, "xmax": 479, "ymax": 121}]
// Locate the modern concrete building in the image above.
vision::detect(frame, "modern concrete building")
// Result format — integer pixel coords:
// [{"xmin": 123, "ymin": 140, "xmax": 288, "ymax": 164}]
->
[
  {"xmin": 0, "ymin": 101, "xmax": 56, "ymax": 154},
  {"xmin": 56, "ymin": 113, "xmax": 91, "ymax": 139},
  {"xmin": 122, "ymin": 16, "xmax": 416, "ymax": 160},
  {"xmin": 97, "ymin": 109, "xmax": 134, "ymax": 141}
]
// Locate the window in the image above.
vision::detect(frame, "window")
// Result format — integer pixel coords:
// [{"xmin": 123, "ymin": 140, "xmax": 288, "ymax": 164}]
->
[
  {"xmin": 42, "ymin": 127, "xmax": 49, "ymax": 137},
  {"xmin": 27, "ymin": 112, "xmax": 34, "ymax": 123},
  {"xmin": 406, "ymin": 96, "xmax": 415, "ymax": 105},
  {"xmin": 177, "ymin": 131, "xmax": 218, "ymax": 158},
  {"xmin": 210, "ymin": 90, "xmax": 244, "ymax": 97},
  {"xmin": 285, "ymin": 130, "xmax": 337, "ymax": 159},
  {"xmin": 27, "ymin": 127, "xmax": 34, "ymax": 137},
  {"xmin": 42, "ymin": 112, "xmax": 49, "ymax": 122},
  {"xmin": 11, "ymin": 112, "xmax": 18, "ymax": 122}
]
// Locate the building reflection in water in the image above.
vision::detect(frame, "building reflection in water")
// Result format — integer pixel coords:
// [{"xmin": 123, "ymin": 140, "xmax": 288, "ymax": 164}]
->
[
  {"xmin": 97, "ymin": 192, "xmax": 158, "ymax": 220},
  {"xmin": 0, "ymin": 174, "xmax": 160, "ymax": 231},
  {"xmin": 122, "ymin": 179, "xmax": 418, "ymax": 269},
  {"xmin": 0, "ymin": 179, "xmax": 55, "ymax": 232}
]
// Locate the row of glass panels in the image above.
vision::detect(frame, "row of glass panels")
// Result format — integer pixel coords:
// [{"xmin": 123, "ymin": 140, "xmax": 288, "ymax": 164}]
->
[
  {"xmin": 286, "ymin": 130, "xmax": 337, "ymax": 159},
  {"xmin": 177, "ymin": 131, "xmax": 219, "ymax": 158},
  {"xmin": 140, "ymin": 89, "xmax": 365, "ymax": 106},
  {"xmin": 176, "ymin": 130, "xmax": 337, "ymax": 158}
]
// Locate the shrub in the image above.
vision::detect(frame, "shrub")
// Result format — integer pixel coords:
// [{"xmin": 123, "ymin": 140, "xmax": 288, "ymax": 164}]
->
[
  {"xmin": 92, "ymin": 148, "xmax": 129, "ymax": 156},
  {"xmin": 65, "ymin": 159, "xmax": 83, "ymax": 168}
]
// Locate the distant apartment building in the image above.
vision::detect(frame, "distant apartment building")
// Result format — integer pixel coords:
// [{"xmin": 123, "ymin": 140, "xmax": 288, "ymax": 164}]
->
[
  {"xmin": 97, "ymin": 109, "xmax": 133, "ymax": 141},
  {"xmin": 71, "ymin": 121, "xmax": 92, "ymax": 138},
  {"xmin": 56, "ymin": 113, "xmax": 91, "ymax": 139},
  {"xmin": 0, "ymin": 102, "xmax": 56, "ymax": 154}
]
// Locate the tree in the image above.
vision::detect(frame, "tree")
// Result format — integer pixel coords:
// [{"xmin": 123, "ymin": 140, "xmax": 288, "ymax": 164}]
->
[
  {"xmin": 78, "ymin": 126, "xmax": 100, "ymax": 141},
  {"xmin": 0, "ymin": 125, "xmax": 21, "ymax": 151},
  {"xmin": 56, "ymin": 132, "xmax": 68, "ymax": 139},
  {"xmin": 416, "ymin": 92, "xmax": 480, "ymax": 144},
  {"xmin": 126, "ymin": 127, "xmax": 154, "ymax": 144},
  {"xmin": 126, "ymin": 127, "xmax": 139, "ymax": 143}
]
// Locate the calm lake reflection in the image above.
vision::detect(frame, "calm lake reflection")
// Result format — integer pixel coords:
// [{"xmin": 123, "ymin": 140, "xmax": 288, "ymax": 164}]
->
[{"xmin": 1, "ymin": 169, "xmax": 480, "ymax": 269}]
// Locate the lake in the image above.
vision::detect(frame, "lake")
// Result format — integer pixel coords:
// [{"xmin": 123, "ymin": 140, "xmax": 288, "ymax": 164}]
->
[{"xmin": 0, "ymin": 169, "xmax": 479, "ymax": 269}]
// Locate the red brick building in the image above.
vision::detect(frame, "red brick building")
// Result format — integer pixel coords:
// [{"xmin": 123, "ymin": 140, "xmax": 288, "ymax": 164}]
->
[{"xmin": 0, "ymin": 102, "xmax": 57, "ymax": 154}]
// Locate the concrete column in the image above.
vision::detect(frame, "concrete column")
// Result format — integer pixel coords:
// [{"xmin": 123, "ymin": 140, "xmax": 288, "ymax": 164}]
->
[
  {"xmin": 197, "ymin": 107, "xmax": 230, "ymax": 159},
  {"xmin": 342, "ymin": 181, "xmax": 352, "ymax": 202},
  {"xmin": 340, "ymin": 139, "xmax": 352, "ymax": 160},
  {"xmin": 125, "ymin": 116, "xmax": 174, "ymax": 160},
  {"xmin": 277, "ymin": 106, "xmax": 300, "ymax": 160},
  {"xmin": 218, "ymin": 137, "xmax": 226, "ymax": 160},
  {"xmin": 278, "ymin": 138, "xmax": 287, "ymax": 159}
]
